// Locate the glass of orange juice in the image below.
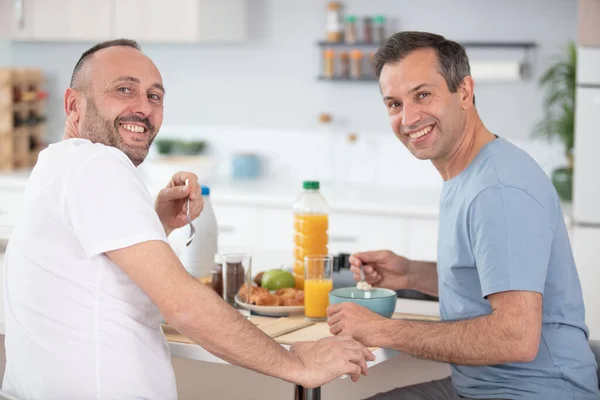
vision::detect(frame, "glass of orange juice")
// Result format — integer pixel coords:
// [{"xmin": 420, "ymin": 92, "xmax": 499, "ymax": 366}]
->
[{"xmin": 304, "ymin": 255, "xmax": 333, "ymax": 321}]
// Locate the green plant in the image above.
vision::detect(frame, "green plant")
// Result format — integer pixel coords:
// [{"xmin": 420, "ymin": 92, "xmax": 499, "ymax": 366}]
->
[
  {"xmin": 173, "ymin": 140, "xmax": 206, "ymax": 155},
  {"xmin": 533, "ymin": 41, "xmax": 577, "ymax": 164},
  {"xmin": 154, "ymin": 139, "xmax": 206, "ymax": 156},
  {"xmin": 154, "ymin": 138, "xmax": 176, "ymax": 155}
]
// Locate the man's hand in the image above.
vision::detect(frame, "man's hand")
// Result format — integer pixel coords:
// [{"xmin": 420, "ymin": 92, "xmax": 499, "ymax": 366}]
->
[
  {"xmin": 327, "ymin": 303, "xmax": 390, "ymax": 348},
  {"xmin": 289, "ymin": 335, "xmax": 376, "ymax": 387},
  {"xmin": 155, "ymin": 171, "xmax": 204, "ymax": 236},
  {"xmin": 349, "ymin": 250, "xmax": 412, "ymax": 291}
]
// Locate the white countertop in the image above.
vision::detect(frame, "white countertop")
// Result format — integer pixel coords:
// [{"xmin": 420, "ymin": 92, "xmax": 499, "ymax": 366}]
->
[
  {"xmin": 190, "ymin": 179, "xmax": 444, "ymax": 219},
  {"xmin": 1, "ymin": 167, "xmax": 445, "ymax": 219},
  {"xmin": 0, "ymin": 165, "xmax": 574, "ymax": 224}
]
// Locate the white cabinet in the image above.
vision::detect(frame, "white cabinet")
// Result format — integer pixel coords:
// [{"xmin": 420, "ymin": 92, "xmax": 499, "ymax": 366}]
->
[
  {"xmin": 328, "ymin": 212, "xmax": 409, "ymax": 257},
  {"xmin": 406, "ymin": 218, "xmax": 439, "ymax": 262},
  {"xmin": 114, "ymin": 0, "xmax": 200, "ymax": 44},
  {"xmin": 211, "ymin": 203, "xmax": 259, "ymax": 255},
  {"xmin": 570, "ymin": 226, "xmax": 600, "ymax": 340},
  {"xmin": 6, "ymin": 0, "xmax": 113, "ymax": 42},
  {"xmin": 257, "ymin": 207, "xmax": 294, "ymax": 253},
  {"xmin": 115, "ymin": 0, "xmax": 246, "ymax": 43},
  {"xmin": 4, "ymin": 0, "xmax": 247, "ymax": 43},
  {"xmin": 2, "ymin": 0, "xmax": 34, "ymax": 40},
  {"xmin": 30, "ymin": 0, "xmax": 113, "ymax": 42}
]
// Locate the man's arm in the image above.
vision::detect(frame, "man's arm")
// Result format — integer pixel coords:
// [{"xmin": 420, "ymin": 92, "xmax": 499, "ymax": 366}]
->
[
  {"xmin": 106, "ymin": 241, "xmax": 305, "ymax": 380},
  {"xmin": 407, "ymin": 260, "xmax": 438, "ymax": 297},
  {"xmin": 374, "ymin": 290, "xmax": 542, "ymax": 364}
]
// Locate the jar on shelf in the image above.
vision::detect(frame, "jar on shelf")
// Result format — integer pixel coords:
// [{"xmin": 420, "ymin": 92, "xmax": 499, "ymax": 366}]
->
[
  {"xmin": 350, "ymin": 50, "xmax": 363, "ymax": 80},
  {"xmin": 363, "ymin": 16, "xmax": 373, "ymax": 44},
  {"xmin": 339, "ymin": 51, "xmax": 350, "ymax": 79},
  {"xmin": 344, "ymin": 15, "xmax": 357, "ymax": 44},
  {"xmin": 323, "ymin": 49, "xmax": 335, "ymax": 79},
  {"xmin": 326, "ymin": 2, "xmax": 343, "ymax": 43},
  {"xmin": 373, "ymin": 15, "xmax": 386, "ymax": 44},
  {"xmin": 368, "ymin": 52, "xmax": 376, "ymax": 77}
]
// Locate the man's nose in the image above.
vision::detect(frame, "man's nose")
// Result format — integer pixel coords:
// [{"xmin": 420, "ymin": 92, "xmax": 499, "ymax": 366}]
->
[
  {"xmin": 132, "ymin": 94, "xmax": 152, "ymax": 118},
  {"xmin": 401, "ymin": 103, "xmax": 422, "ymax": 130}
]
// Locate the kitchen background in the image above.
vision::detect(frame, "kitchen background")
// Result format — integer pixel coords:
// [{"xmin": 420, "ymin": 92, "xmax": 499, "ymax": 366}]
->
[
  {"xmin": 3, "ymin": 0, "xmax": 575, "ymax": 186},
  {"xmin": 1, "ymin": 1, "xmax": 600, "ymax": 399}
]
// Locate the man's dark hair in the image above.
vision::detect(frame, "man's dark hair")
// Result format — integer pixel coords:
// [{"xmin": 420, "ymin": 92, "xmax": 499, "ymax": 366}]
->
[
  {"xmin": 375, "ymin": 31, "xmax": 475, "ymax": 104},
  {"xmin": 70, "ymin": 39, "xmax": 141, "ymax": 90}
]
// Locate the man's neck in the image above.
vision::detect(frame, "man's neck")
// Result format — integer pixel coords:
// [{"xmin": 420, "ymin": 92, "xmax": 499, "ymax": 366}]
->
[{"xmin": 433, "ymin": 114, "xmax": 496, "ymax": 181}]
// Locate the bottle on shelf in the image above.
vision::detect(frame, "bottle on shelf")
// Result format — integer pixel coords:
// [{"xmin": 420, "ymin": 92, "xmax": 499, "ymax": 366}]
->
[
  {"xmin": 339, "ymin": 51, "xmax": 350, "ymax": 79},
  {"xmin": 350, "ymin": 50, "xmax": 363, "ymax": 79},
  {"xmin": 326, "ymin": 2, "xmax": 343, "ymax": 43},
  {"xmin": 323, "ymin": 49, "xmax": 335, "ymax": 79},
  {"xmin": 293, "ymin": 181, "xmax": 329, "ymax": 290},
  {"xmin": 373, "ymin": 15, "xmax": 387, "ymax": 44},
  {"xmin": 344, "ymin": 15, "xmax": 357, "ymax": 44},
  {"xmin": 363, "ymin": 16, "xmax": 373, "ymax": 44}
]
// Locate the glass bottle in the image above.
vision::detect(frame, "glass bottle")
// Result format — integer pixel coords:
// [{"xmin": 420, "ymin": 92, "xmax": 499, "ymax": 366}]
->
[
  {"xmin": 363, "ymin": 16, "xmax": 373, "ymax": 44},
  {"xmin": 350, "ymin": 50, "xmax": 363, "ymax": 80},
  {"xmin": 344, "ymin": 15, "xmax": 357, "ymax": 44},
  {"xmin": 326, "ymin": 2, "xmax": 343, "ymax": 43},
  {"xmin": 323, "ymin": 49, "xmax": 335, "ymax": 79},
  {"xmin": 373, "ymin": 15, "xmax": 386, "ymax": 44},
  {"xmin": 339, "ymin": 51, "xmax": 350, "ymax": 79}
]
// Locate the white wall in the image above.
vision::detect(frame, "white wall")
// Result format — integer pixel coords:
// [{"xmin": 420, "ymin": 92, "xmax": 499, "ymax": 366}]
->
[
  {"xmin": 8, "ymin": 0, "xmax": 576, "ymax": 145},
  {"xmin": 0, "ymin": 40, "xmax": 10, "ymax": 67}
]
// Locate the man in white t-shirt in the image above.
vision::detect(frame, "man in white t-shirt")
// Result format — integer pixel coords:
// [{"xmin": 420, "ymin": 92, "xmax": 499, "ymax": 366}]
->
[{"xmin": 2, "ymin": 39, "xmax": 374, "ymax": 400}]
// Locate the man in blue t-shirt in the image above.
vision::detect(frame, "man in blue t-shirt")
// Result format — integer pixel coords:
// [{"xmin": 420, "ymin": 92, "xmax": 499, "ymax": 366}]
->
[{"xmin": 326, "ymin": 31, "xmax": 599, "ymax": 399}]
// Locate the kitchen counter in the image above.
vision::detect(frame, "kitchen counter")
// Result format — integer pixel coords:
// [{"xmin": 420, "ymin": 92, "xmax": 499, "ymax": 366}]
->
[
  {"xmin": 164, "ymin": 311, "xmax": 439, "ymax": 371},
  {"xmin": 1, "ymin": 167, "xmax": 574, "ymax": 224},
  {"xmin": 185, "ymin": 178, "xmax": 444, "ymax": 219}
]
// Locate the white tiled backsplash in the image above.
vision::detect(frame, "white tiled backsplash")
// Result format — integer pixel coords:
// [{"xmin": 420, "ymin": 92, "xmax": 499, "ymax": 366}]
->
[{"xmin": 151, "ymin": 125, "xmax": 567, "ymax": 189}]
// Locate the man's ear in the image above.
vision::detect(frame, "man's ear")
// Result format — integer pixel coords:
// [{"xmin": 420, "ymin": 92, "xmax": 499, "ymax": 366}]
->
[
  {"xmin": 64, "ymin": 88, "xmax": 83, "ymax": 122},
  {"xmin": 64, "ymin": 88, "xmax": 84, "ymax": 138},
  {"xmin": 459, "ymin": 76, "xmax": 475, "ymax": 110}
]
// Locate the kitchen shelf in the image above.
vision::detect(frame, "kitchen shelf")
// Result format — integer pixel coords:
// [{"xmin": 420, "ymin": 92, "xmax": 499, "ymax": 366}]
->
[{"xmin": 317, "ymin": 40, "xmax": 537, "ymax": 50}]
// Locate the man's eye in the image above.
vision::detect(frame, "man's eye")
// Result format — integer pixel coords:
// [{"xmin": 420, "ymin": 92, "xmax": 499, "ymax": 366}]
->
[
  {"xmin": 118, "ymin": 87, "xmax": 131, "ymax": 93},
  {"xmin": 418, "ymin": 92, "xmax": 430, "ymax": 99},
  {"xmin": 148, "ymin": 94, "xmax": 161, "ymax": 101},
  {"xmin": 390, "ymin": 102, "xmax": 402, "ymax": 109}
]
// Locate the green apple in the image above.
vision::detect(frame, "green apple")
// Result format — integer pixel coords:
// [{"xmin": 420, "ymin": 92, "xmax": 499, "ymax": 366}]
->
[{"xmin": 261, "ymin": 269, "xmax": 296, "ymax": 291}]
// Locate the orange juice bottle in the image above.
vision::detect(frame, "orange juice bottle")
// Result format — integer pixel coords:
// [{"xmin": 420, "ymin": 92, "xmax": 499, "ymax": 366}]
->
[{"xmin": 293, "ymin": 181, "xmax": 329, "ymax": 289}]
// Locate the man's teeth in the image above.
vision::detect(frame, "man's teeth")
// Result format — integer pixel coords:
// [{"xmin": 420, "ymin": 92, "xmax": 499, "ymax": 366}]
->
[
  {"xmin": 408, "ymin": 126, "xmax": 432, "ymax": 139},
  {"xmin": 121, "ymin": 124, "xmax": 145, "ymax": 133}
]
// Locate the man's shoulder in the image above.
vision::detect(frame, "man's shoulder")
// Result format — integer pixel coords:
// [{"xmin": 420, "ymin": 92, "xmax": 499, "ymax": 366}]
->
[
  {"xmin": 40, "ymin": 138, "xmax": 132, "ymax": 170},
  {"xmin": 465, "ymin": 138, "xmax": 557, "ymax": 209}
]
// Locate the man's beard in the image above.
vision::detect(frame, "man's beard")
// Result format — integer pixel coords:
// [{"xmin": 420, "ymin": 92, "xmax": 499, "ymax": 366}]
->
[{"xmin": 80, "ymin": 98, "xmax": 156, "ymax": 166}]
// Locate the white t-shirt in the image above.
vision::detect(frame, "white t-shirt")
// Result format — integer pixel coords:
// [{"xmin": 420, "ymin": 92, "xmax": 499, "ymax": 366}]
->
[{"xmin": 2, "ymin": 138, "xmax": 177, "ymax": 399}]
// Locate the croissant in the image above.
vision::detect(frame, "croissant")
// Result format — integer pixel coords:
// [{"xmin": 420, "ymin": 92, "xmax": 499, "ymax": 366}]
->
[{"xmin": 236, "ymin": 283, "xmax": 304, "ymax": 306}]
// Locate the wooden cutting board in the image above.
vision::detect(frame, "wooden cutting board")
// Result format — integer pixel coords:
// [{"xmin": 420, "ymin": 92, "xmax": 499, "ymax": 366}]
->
[
  {"xmin": 275, "ymin": 322, "xmax": 334, "ymax": 345},
  {"xmin": 275, "ymin": 312, "xmax": 439, "ymax": 347},
  {"xmin": 162, "ymin": 316, "xmax": 314, "ymax": 345},
  {"xmin": 392, "ymin": 312, "xmax": 440, "ymax": 321}
]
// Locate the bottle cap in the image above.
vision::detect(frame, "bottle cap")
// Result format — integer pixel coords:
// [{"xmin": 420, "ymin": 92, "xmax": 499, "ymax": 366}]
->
[
  {"xmin": 201, "ymin": 186, "xmax": 210, "ymax": 196},
  {"xmin": 303, "ymin": 181, "xmax": 320, "ymax": 190},
  {"xmin": 345, "ymin": 15, "xmax": 357, "ymax": 23}
]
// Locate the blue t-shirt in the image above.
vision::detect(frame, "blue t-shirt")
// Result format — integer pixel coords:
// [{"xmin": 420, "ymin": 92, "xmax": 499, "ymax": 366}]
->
[{"xmin": 438, "ymin": 137, "xmax": 599, "ymax": 399}]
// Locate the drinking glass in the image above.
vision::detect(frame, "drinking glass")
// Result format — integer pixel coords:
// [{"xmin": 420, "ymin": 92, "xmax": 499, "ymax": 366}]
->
[
  {"xmin": 222, "ymin": 253, "xmax": 252, "ymax": 318},
  {"xmin": 304, "ymin": 255, "xmax": 333, "ymax": 321}
]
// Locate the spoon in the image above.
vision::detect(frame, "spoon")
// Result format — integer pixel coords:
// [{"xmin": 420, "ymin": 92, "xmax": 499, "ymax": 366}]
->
[
  {"xmin": 185, "ymin": 178, "xmax": 195, "ymax": 247},
  {"xmin": 356, "ymin": 264, "xmax": 373, "ymax": 292}
]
